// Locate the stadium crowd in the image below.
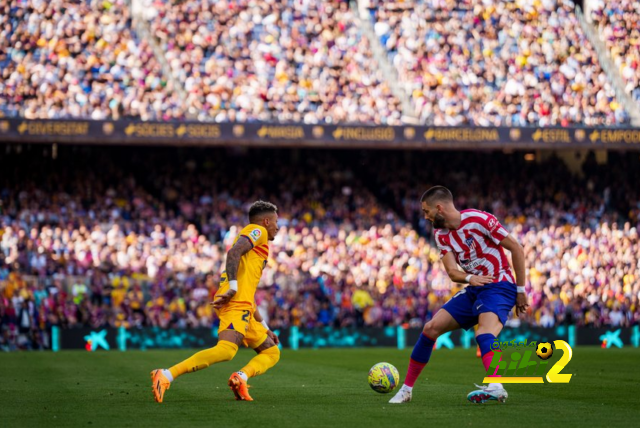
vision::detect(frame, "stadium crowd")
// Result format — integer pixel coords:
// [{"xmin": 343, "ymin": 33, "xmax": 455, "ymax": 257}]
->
[
  {"xmin": 367, "ymin": 0, "xmax": 628, "ymax": 126},
  {"xmin": 1, "ymin": 0, "xmax": 637, "ymax": 125},
  {"xmin": 1, "ymin": 148, "xmax": 639, "ymax": 350},
  {"xmin": 0, "ymin": 0, "xmax": 185, "ymax": 120},
  {"xmin": 591, "ymin": 0, "xmax": 640, "ymax": 103},
  {"xmin": 144, "ymin": 0, "xmax": 402, "ymax": 124}
]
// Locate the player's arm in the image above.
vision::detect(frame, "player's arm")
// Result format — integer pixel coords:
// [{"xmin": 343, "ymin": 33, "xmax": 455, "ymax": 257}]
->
[
  {"xmin": 253, "ymin": 306, "xmax": 279, "ymax": 345},
  {"xmin": 212, "ymin": 237, "xmax": 253, "ymax": 309},
  {"xmin": 226, "ymin": 235, "xmax": 253, "ymax": 283},
  {"xmin": 499, "ymin": 234, "xmax": 528, "ymax": 316},
  {"xmin": 441, "ymin": 252, "xmax": 494, "ymax": 286}
]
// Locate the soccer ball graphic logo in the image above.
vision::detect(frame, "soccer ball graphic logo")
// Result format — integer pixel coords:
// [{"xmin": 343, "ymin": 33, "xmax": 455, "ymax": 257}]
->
[
  {"xmin": 368, "ymin": 362, "xmax": 400, "ymax": 393},
  {"xmin": 536, "ymin": 342, "xmax": 554, "ymax": 360}
]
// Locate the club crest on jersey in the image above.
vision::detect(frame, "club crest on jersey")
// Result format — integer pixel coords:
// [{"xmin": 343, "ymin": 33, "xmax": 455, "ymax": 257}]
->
[
  {"xmin": 465, "ymin": 237, "xmax": 476, "ymax": 249},
  {"xmin": 249, "ymin": 229, "xmax": 262, "ymax": 241}
]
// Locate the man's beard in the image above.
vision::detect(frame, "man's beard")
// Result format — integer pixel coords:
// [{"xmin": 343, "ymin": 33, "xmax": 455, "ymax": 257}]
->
[{"xmin": 433, "ymin": 213, "xmax": 446, "ymax": 229}]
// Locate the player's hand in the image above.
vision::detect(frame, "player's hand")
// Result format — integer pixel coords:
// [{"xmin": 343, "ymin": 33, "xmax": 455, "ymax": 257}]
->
[
  {"xmin": 267, "ymin": 329, "xmax": 280, "ymax": 345},
  {"xmin": 211, "ymin": 290, "xmax": 236, "ymax": 309},
  {"xmin": 515, "ymin": 292, "xmax": 529, "ymax": 317},
  {"xmin": 468, "ymin": 275, "xmax": 495, "ymax": 286}
]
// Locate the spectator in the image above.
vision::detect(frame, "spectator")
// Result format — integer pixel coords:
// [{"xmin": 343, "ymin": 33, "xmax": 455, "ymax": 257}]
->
[
  {"xmin": 591, "ymin": 0, "xmax": 640, "ymax": 103},
  {"xmin": 146, "ymin": 0, "xmax": 402, "ymax": 124},
  {"xmin": 0, "ymin": 0, "xmax": 184, "ymax": 120},
  {"xmin": 371, "ymin": 0, "xmax": 628, "ymax": 126}
]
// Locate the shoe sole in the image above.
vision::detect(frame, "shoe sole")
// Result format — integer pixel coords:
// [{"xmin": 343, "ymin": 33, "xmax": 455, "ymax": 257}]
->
[
  {"xmin": 467, "ymin": 392, "xmax": 507, "ymax": 404},
  {"xmin": 228, "ymin": 378, "xmax": 243, "ymax": 401},
  {"xmin": 228, "ymin": 377, "xmax": 253, "ymax": 401}
]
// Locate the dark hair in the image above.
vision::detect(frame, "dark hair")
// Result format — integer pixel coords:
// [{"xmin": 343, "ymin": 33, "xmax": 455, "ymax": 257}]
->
[
  {"xmin": 421, "ymin": 186, "xmax": 453, "ymax": 205},
  {"xmin": 249, "ymin": 200, "xmax": 278, "ymax": 221}
]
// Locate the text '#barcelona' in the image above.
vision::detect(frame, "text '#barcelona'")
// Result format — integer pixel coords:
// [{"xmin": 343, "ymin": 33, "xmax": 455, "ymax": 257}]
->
[{"xmin": 424, "ymin": 128, "xmax": 499, "ymax": 142}]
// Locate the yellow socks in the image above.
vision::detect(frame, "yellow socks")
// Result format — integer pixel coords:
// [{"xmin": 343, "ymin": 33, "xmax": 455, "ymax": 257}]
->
[
  {"xmin": 169, "ymin": 340, "xmax": 238, "ymax": 379},
  {"xmin": 240, "ymin": 346, "xmax": 281, "ymax": 378},
  {"xmin": 167, "ymin": 341, "xmax": 280, "ymax": 381}
]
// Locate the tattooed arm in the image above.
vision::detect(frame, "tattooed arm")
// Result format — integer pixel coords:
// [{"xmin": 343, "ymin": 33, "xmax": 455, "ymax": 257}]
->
[
  {"xmin": 212, "ymin": 236, "xmax": 254, "ymax": 309},
  {"xmin": 226, "ymin": 236, "xmax": 253, "ymax": 282}
]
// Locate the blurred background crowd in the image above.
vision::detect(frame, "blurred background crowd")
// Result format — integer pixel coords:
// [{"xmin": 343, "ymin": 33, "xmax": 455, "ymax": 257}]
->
[
  {"xmin": 1, "ymin": 147, "xmax": 639, "ymax": 350},
  {"xmin": 2, "ymin": 0, "xmax": 639, "ymax": 350}
]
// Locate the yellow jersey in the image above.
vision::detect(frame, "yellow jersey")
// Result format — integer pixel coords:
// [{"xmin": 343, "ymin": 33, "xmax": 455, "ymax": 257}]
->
[{"xmin": 216, "ymin": 224, "xmax": 269, "ymax": 310}]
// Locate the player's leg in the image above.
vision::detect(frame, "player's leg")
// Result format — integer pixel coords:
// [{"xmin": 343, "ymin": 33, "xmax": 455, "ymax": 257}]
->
[
  {"xmin": 467, "ymin": 312, "xmax": 509, "ymax": 403},
  {"xmin": 169, "ymin": 330, "xmax": 243, "ymax": 377},
  {"xmin": 467, "ymin": 283, "xmax": 516, "ymax": 404},
  {"xmin": 229, "ymin": 336, "xmax": 281, "ymax": 401},
  {"xmin": 228, "ymin": 316, "xmax": 280, "ymax": 401},
  {"xmin": 151, "ymin": 308, "xmax": 247, "ymax": 403},
  {"xmin": 390, "ymin": 287, "xmax": 480, "ymax": 404},
  {"xmin": 151, "ymin": 330, "xmax": 242, "ymax": 403},
  {"xmin": 389, "ymin": 308, "xmax": 461, "ymax": 403},
  {"xmin": 476, "ymin": 311, "xmax": 504, "ymax": 379},
  {"xmin": 240, "ymin": 336, "xmax": 281, "ymax": 379}
]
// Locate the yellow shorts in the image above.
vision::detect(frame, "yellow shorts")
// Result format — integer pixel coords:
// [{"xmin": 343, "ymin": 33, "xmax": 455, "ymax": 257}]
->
[{"xmin": 217, "ymin": 306, "xmax": 268, "ymax": 349}]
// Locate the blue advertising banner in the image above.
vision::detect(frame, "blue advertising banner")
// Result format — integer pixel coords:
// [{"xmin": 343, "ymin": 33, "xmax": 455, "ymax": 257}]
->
[{"xmin": 53, "ymin": 325, "xmax": 639, "ymax": 351}]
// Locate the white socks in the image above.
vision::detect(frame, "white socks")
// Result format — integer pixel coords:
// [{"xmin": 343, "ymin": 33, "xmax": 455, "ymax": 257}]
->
[
  {"xmin": 401, "ymin": 384, "xmax": 413, "ymax": 392},
  {"xmin": 162, "ymin": 369, "xmax": 174, "ymax": 382},
  {"xmin": 237, "ymin": 371, "xmax": 248, "ymax": 382},
  {"xmin": 488, "ymin": 383, "xmax": 503, "ymax": 389}
]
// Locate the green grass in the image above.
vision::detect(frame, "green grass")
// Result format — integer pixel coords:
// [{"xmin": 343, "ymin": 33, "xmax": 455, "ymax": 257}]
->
[{"xmin": 1, "ymin": 347, "xmax": 639, "ymax": 428}]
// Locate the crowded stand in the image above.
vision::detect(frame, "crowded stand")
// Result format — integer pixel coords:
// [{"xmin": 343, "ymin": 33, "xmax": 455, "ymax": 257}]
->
[
  {"xmin": 144, "ymin": 0, "xmax": 403, "ymax": 124},
  {"xmin": 2, "ymin": 0, "xmax": 638, "ymax": 125},
  {"xmin": 1, "ymin": 148, "xmax": 639, "ymax": 350},
  {"xmin": 590, "ymin": 0, "xmax": 640, "ymax": 104},
  {"xmin": 0, "ymin": 0, "xmax": 184, "ymax": 120},
  {"xmin": 367, "ymin": 0, "xmax": 629, "ymax": 126}
]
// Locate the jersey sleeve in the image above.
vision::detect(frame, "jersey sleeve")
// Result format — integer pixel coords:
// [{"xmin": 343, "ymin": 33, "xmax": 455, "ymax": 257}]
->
[
  {"xmin": 435, "ymin": 233, "xmax": 453, "ymax": 259},
  {"xmin": 482, "ymin": 213, "xmax": 509, "ymax": 244},
  {"xmin": 240, "ymin": 225, "xmax": 268, "ymax": 248}
]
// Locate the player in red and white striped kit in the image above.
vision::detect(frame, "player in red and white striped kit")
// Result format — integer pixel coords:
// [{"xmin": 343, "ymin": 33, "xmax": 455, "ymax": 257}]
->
[{"xmin": 389, "ymin": 186, "xmax": 528, "ymax": 404}]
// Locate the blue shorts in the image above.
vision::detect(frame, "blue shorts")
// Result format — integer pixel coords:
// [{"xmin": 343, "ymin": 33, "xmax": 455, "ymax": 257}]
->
[{"xmin": 440, "ymin": 281, "xmax": 517, "ymax": 330}]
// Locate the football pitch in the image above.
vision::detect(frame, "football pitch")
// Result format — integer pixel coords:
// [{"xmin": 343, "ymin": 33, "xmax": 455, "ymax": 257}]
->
[{"xmin": 2, "ymin": 347, "xmax": 639, "ymax": 428}]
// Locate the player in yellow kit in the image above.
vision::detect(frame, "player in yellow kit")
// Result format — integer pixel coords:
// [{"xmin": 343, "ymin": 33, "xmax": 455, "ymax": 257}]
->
[{"xmin": 151, "ymin": 201, "xmax": 281, "ymax": 403}]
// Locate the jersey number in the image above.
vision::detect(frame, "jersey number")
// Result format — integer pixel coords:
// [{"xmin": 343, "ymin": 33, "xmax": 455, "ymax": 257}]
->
[{"xmin": 241, "ymin": 310, "xmax": 250, "ymax": 322}]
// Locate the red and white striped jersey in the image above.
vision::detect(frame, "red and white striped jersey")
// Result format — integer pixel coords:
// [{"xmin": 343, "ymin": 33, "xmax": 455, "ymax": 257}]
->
[{"xmin": 434, "ymin": 209, "xmax": 515, "ymax": 283}]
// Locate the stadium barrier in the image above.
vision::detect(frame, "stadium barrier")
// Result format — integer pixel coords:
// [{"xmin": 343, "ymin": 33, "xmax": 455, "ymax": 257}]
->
[
  {"xmin": 2, "ymin": 119, "xmax": 640, "ymax": 149},
  {"xmin": 52, "ymin": 325, "xmax": 640, "ymax": 351}
]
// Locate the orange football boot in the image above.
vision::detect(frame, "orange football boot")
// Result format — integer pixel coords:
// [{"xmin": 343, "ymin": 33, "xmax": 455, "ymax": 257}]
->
[
  {"xmin": 228, "ymin": 372, "xmax": 253, "ymax": 401},
  {"xmin": 151, "ymin": 369, "xmax": 171, "ymax": 403}
]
